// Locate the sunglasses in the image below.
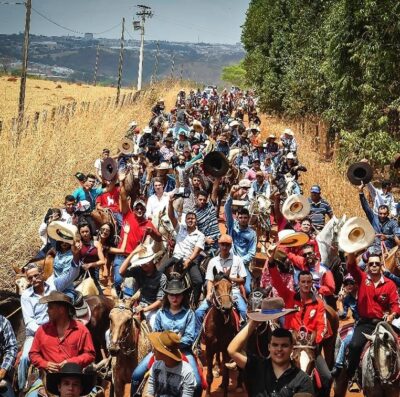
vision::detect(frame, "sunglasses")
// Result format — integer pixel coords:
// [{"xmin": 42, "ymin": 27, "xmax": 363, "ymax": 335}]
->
[{"xmin": 368, "ymin": 261, "xmax": 381, "ymax": 267}]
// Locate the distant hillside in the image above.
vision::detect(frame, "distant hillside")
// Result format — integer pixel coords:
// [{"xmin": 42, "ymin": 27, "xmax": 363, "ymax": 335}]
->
[{"xmin": 0, "ymin": 34, "xmax": 244, "ymax": 87}]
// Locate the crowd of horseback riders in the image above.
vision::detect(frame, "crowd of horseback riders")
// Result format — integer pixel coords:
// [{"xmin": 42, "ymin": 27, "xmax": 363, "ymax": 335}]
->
[{"xmin": 0, "ymin": 86, "xmax": 400, "ymax": 397}]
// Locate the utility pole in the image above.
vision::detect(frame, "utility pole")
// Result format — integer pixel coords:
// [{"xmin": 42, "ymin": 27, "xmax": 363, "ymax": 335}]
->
[
  {"xmin": 18, "ymin": 0, "xmax": 32, "ymax": 129},
  {"xmin": 93, "ymin": 44, "xmax": 100, "ymax": 86},
  {"xmin": 116, "ymin": 17, "xmax": 125, "ymax": 105},
  {"xmin": 135, "ymin": 4, "xmax": 153, "ymax": 91}
]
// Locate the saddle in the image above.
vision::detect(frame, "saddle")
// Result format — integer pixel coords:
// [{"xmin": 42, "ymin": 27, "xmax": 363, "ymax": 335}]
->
[{"xmin": 74, "ymin": 292, "xmax": 91, "ymax": 325}]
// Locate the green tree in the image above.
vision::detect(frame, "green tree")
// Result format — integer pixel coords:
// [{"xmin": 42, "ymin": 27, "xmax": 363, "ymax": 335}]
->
[{"xmin": 221, "ymin": 61, "xmax": 246, "ymax": 87}]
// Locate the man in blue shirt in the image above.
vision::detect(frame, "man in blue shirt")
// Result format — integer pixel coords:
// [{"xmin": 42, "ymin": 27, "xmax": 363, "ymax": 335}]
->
[
  {"xmin": 308, "ymin": 185, "xmax": 333, "ymax": 231},
  {"xmin": 0, "ymin": 315, "xmax": 17, "ymax": 397},
  {"xmin": 225, "ymin": 187, "xmax": 257, "ymax": 295},
  {"xmin": 359, "ymin": 182, "xmax": 397, "ymax": 250}
]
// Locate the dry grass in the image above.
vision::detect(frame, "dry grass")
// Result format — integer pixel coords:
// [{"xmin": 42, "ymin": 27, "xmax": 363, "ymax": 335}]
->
[
  {"xmin": 261, "ymin": 115, "xmax": 363, "ymax": 218},
  {"xmin": 0, "ymin": 79, "xmax": 187, "ymax": 289},
  {"xmin": 0, "ymin": 76, "xmax": 132, "ymax": 122}
]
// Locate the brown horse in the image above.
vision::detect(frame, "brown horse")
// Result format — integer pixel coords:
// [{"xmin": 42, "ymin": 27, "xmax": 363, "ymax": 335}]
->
[
  {"xmin": 108, "ymin": 298, "xmax": 151, "ymax": 397},
  {"xmin": 203, "ymin": 272, "xmax": 241, "ymax": 397}
]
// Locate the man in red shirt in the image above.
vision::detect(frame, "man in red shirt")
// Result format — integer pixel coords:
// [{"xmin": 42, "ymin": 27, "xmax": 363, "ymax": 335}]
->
[
  {"xmin": 268, "ymin": 246, "xmax": 332, "ymax": 394},
  {"xmin": 346, "ymin": 252, "xmax": 400, "ymax": 388},
  {"xmin": 112, "ymin": 176, "xmax": 162, "ymax": 296},
  {"xmin": 28, "ymin": 291, "xmax": 95, "ymax": 397},
  {"xmin": 96, "ymin": 185, "xmax": 122, "ymax": 228}
]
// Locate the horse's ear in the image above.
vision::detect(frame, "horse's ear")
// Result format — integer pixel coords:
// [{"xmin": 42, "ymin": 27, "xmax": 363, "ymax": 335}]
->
[
  {"xmin": 363, "ymin": 333, "xmax": 375, "ymax": 342},
  {"xmin": 12, "ymin": 263, "xmax": 21, "ymax": 274}
]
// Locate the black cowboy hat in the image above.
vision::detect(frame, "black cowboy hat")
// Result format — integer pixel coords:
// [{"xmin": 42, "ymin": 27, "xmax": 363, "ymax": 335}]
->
[
  {"xmin": 46, "ymin": 363, "xmax": 96, "ymax": 396},
  {"xmin": 101, "ymin": 157, "xmax": 118, "ymax": 181},
  {"xmin": 346, "ymin": 161, "xmax": 373, "ymax": 185},
  {"xmin": 203, "ymin": 151, "xmax": 229, "ymax": 177},
  {"xmin": 163, "ymin": 278, "xmax": 189, "ymax": 295}
]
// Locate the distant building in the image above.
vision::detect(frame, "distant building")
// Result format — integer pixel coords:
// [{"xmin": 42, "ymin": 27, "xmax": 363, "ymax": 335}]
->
[{"xmin": 84, "ymin": 33, "xmax": 94, "ymax": 40}]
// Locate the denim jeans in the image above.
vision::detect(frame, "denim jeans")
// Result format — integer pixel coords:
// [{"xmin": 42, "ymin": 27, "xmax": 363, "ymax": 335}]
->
[
  {"xmin": 112, "ymin": 254, "xmax": 126, "ymax": 295},
  {"xmin": 131, "ymin": 350, "xmax": 202, "ymax": 397},
  {"xmin": 195, "ymin": 290, "xmax": 247, "ymax": 338},
  {"xmin": 335, "ymin": 328, "xmax": 354, "ymax": 367},
  {"xmin": 17, "ymin": 336, "xmax": 34, "ymax": 390},
  {"xmin": 0, "ymin": 380, "xmax": 15, "ymax": 397},
  {"xmin": 244, "ymin": 265, "xmax": 252, "ymax": 295}
]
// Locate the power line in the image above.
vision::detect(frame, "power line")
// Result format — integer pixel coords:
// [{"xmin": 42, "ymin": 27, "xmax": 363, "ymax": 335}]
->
[{"xmin": 31, "ymin": 6, "xmax": 121, "ymax": 36}]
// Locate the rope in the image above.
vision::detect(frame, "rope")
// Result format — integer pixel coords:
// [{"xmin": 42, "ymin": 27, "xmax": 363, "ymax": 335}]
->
[{"xmin": 6, "ymin": 306, "xmax": 21, "ymax": 319}]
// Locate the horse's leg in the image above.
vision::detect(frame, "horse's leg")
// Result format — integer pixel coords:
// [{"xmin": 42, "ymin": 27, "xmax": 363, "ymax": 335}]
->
[
  {"xmin": 213, "ymin": 352, "xmax": 221, "ymax": 378},
  {"xmin": 322, "ymin": 336, "xmax": 335, "ymax": 370},
  {"xmin": 205, "ymin": 346, "xmax": 214, "ymax": 397},
  {"xmin": 221, "ymin": 350, "xmax": 230, "ymax": 397}
]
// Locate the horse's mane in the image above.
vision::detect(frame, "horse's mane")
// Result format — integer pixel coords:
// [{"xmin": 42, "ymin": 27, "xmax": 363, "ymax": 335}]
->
[
  {"xmin": 376, "ymin": 321, "xmax": 399, "ymax": 343},
  {"xmin": 214, "ymin": 274, "xmax": 230, "ymax": 283}
]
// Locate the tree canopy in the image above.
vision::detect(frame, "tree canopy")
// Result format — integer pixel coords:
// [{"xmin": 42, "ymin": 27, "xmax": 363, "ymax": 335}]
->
[
  {"xmin": 221, "ymin": 61, "xmax": 247, "ymax": 88},
  {"xmin": 241, "ymin": 0, "xmax": 400, "ymax": 166}
]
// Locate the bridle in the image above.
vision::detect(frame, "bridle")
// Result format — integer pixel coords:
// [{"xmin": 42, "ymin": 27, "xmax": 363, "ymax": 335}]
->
[
  {"xmin": 109, "ymin": 304, "xmax": 140, "ymax": 356},
  {"xmin": 211, "ymin": 279, "xmax": 233, "ymax": 324}
]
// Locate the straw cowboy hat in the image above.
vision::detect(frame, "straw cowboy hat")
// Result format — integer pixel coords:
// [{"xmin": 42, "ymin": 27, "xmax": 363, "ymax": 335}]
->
[
  {"xmin": 156, "ymin": 162, "xmax": 172, "ymax": 171},
  {"xmin": 247, "ymin": 297, "xmax": 298, "ymax": 321},
  {"xmin": 346, "ymin": 161, "xmax": 373, "ymax": 185},
  {"xmin": 101, "ymin": 158, "xmax": 118, "ymax": 181},
  {"xmin": 163, "ymin": 278, "xmax": 189, "ymax": 295},
  {"xmin": 46, "ymin": 363, "xmax": 96, "ymax": 396},
  {"xmin": 119, "ymin": 138, "xmax": 134, "ymax": 155},
  {"xmin": 192, "ymin": 119, "xmax": 203, "ymax": 132},
  {"xmin": 148, "ymin": 331, "xmax": 182, "ymax": 362},
  {"xmin": 283, "ymin": 128, "xmax": 294, "ymax": 136},
  {"xmin": 277, "ymin": 229, "xmax": 309, "ymax": 248},
  {"xmin": 39, "ymin": 291, "xmax": 74, "ymax": 308},
  {"xmin": 130, "ymin": 243, "xmax": 164, "ymax": 267},
  {"xmin": 47, "ymin": 221, "xmax": 78, "ymax": 244},
  {"xmin": 282, "ymin": 194, "xmax": 310, "ymax": 220},
  {"xmin": 338, "ymin": 217, "xmax": 375, "ymax": 254}
]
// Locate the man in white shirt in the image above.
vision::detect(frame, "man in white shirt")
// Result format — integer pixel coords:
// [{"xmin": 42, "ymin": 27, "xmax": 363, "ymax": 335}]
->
[
  {"xmin": 159, "ymin": 195, "xmax": 205, "ymax": 305},
  {"xmin": 146, "ymin": 177, "xmax": 170, "ymax": 219},
  {"xmin": 94, "ymin": 148, "xmax": 110, "ymax": 180},
  {"xmin": 367, "ymin": 180, "xmax": 397, "ymax": 217},
  {"xmin": 194, "ymin": 234, "xmax": 247, "ymax": 337}
]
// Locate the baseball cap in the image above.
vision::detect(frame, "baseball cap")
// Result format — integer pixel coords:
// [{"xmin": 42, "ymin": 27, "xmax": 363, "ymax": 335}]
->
[
  {"xmin": 218, "ymin": 234, "xmax": 233, "ymax": 244},
  {"xmin": 133, "ymin": 199, "xmax": 146, "ymax": 208},
  {"xmin": 310, "ymin": 185, "xmax": 321, "ymax": 194}
]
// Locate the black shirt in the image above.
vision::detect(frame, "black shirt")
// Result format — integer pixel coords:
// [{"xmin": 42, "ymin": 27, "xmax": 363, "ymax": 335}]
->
[{"xmin": 245, "ymin": 356, "xmax": 314, "ymax": 397}]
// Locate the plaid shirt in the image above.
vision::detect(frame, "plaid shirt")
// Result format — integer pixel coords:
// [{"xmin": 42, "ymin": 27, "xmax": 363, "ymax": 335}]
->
[{"xmin": 0, "ymin": 315, "xmax": 17, "ymax": 371}]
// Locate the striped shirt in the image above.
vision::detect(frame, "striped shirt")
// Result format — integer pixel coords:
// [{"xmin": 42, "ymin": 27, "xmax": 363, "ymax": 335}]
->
[
  {"xmin": 195, "ymin": 201, "xmax": 220, "ymax": 245},
  {"xmin": 0, "ymin": 315, "xmax": 18, "ymax": 371},
  {"xmin": 308, "ymin": 198, "xmax": 333, "ymax": 228}
]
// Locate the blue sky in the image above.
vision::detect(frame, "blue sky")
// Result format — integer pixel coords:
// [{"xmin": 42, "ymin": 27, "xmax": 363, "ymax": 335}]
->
[{"xmin": 0, "ymin": 0, "xmax": 249, "ymax": 44}]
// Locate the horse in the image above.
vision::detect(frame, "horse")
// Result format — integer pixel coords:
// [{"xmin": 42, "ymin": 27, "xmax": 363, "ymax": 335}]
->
[
  {"xmin": 334, "ymin": 322, "xmax": 400, "ymax": 397},
  {"xmin": 108, "ymin": 298, "xmax": 151, "ymax": 397},
  {"xmin": 124, "ymin": 159, "xmax": 142, "ymax": 202},
  {"xmin": 203, "ymin": 271, "xmax": 241, "ymax": 397},
  {"xmin": 0, "ymin": 290, "xmax": 25, "ymax": 348}
]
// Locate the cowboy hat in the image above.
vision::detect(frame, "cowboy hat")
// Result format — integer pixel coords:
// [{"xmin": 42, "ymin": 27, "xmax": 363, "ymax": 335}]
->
[
  {"xmin": 47, "ymin": 221, "xmax": 78, "ymax": 244},
  {"xmin": 143, "ymin": 126, "xmax": 152, "ymax": 134},
  {"xmin": 130, "ymin": 244, "xmax": 164, "ymax": 267},
  {"xmin": 119, "ymin": 138, "xmax": 134, "ymax": 155},
  {"xmin": 163, "ymin": 278, "xmax": 189, "ymax": 295},
  {"xmin": 283, "ymin": 128, "xmax": 294, "ymax": 136},
  {"xmin": 282, "ymin": 194, "xmax": 311, "ymax": 221},
  {"xmin": 229, "ymin": 120, "xmax": 240, "ymax": 128},
  {"xmin": 148, "ymin": 331, "xmax": 182, "ymax": 362},
  {"xmin": 267, "ymin": 134, "xmax": 276, "ymax": 140},
  {"xmin": 156, "ymin": 162, "xmax": 172, "ymax": 171},
  {"xmin": 247, "ymin": 297, "xmax": 298, "ymax": 321},
  {"xmin": 39, "ymin": 291, "xmax": 74, "ymax": 308},
  {"xmin": 128, "ymin": 120, "xmax": 138, "ymax": 128},
  {"xmin": 338, "ymin": 217, "xmax": 375, "ymax": 254},
  {"xmin": 278, "ymin": 229, "xmax": 309, "ymax": 247},
  {"xmin": 46, "ymin": 363, "xmax": 96, "ymax": 396},
  {"xmin": 286, "ymin": 152, "xmax": 296, "ymax": 160},
  {"xmin": 347, "ymin": 162, "xmax": 373, "ymax": 185},
  {"xmin": 101, "ymin": 158, "xmax": 118, "ymax": 181},
  {"xmin": 192, "ymin": 119, "xmax": 203, "ymax": 132}
]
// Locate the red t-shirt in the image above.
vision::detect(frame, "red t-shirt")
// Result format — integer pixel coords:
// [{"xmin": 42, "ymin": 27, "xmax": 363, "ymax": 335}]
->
[
  {"xmin": 119, "ymin": 211, "xmax": 160, "ymax": 253},
  {"xmin": 29, "ymin": 320, "xmax": 95, "ymax": 370},
  {"xmin": 96, "ymin": 186, "xmax": 120, "ymax": 212}
]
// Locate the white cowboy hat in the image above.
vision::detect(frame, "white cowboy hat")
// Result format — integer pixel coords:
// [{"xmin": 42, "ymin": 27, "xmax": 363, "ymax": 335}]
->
[
  {"xmin": 229, "ymin": 120, "xmax": 240, "ymax": 127},
  {"xmin": 338, "ymin": 217, "xmax": 375, "ymax": 254},
  {"xmin": 130, "ymin": 244, "xmax": 164, "ymax": 267},
  {"xmin": 119, "ymin": 138, "xmax": 134, "ymax": 155},
  {"xmin": 192, "ymin": 119, "xmax": 203, "ymax": 132},
  {"xmin": 283, "ymin": 128, "xmax": 294, "ymax": 136},
  {"xmin": 277, "ymin": 229, "xmax": 309, "ymax": 247},
  {"xmin": 143, "ymin": 126, "xmax": 152, "ymax": 134},
  {"xmin": 286, "ymin": 152, "xmax": 296, "ymax": 160},
  {"xmin": 156, "ymin": 162, "xmax": 172, "ymax": 171},
  {"xmin": 128, "ymin": 120, "xmax": 138, "ymax": 128},
  {"xmin": 47, "ymin": 221, "xmax": 78, "ymax": 244},
  {"xmin": 282, "ymin": 194, "xmax": 310, "ymax": 220}
]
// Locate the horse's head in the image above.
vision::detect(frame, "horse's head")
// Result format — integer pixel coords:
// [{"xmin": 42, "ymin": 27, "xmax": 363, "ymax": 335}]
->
[
  {"xmin": 108, "ymin": 298, "xmax": 138, "ymax": 356},
  {"xmin": 365, "ymin": 321, "xmax": 400, "ymax": 384},
  {"xmin": 212, "ymin": 271, "xmax": 233, "ymax": 312},
  {"xmin": 291, "ymin": 328, "xmax": 317, "ymax": 375},
  {"xmin": 247, "ymin": 287, "xmax": 272, "ymax": 312},
  {"xmin": 15, "ymin": 274, "xmax": 28, "ymax": 295},
  {"xmin": 155, "ymin": 207, "xmax": 176, "ymax": 239}
]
